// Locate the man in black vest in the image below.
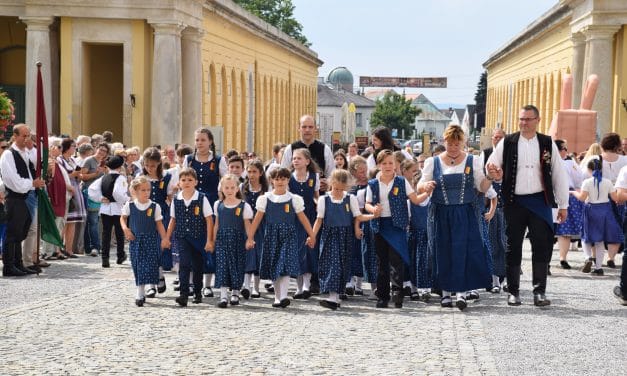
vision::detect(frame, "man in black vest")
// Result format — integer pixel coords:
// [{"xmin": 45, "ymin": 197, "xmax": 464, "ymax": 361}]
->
[
  {"xmin": 280, "ymin": 114, "xmax": 335, "ymax": 190},
  {"xmin": 486, "ymin": 105, "xmax": 569, "ymax": 307},
  {"xmin": 0, "ymin": 124, "xmax": 46, "ymax": 276}
]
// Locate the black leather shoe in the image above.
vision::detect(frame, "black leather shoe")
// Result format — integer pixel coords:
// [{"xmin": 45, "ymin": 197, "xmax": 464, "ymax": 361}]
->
[
  {"xmin": 319, "ymin": 300, "xmax": 338, "ymax": 310},
  {"xmin": 26, "ymin": 265, "xmax": 41, "ymax": 274},
  {"xmin": 116, "ymin": 254, "xmax": 127, "ymax": 265},
  {"xmin": 507, "ymin": 294, "xmax": 522, "ymax": 306},
  {"xmin": 376, "ymin": 299, "xmax": 389, "ymax": 308},
  {"xmin": 293, "ymin": 292, "xmax": 305, "ymax": 299},
  {"xmin": 533, "ymin": 294, "xmax": 551, "ymax": 307},
  {"xmin": 135, "ymin": 297, "xmax": 145, "ymax": 307},
  {"xmin": 192, "ymin": 294, "xmax": 202, "ymax": 304},
  {"xmin": 392, "ymin": 291, "xmax": 403, "ymax": 308},
  {"xmin": 218, "ymin": 299, "xmax": 228, "ymax": 308},
  {"xmin": 17, "ymin": 265, "xmax": 36, "ymax": 274},
  {"xmin": 302, "ymin": 290, "xmax": 312, "ymax": 299},
  {"xmin": 309, "ymin": 282, "xmax": 320, "ymax": 295},
  {"xmin": 102, "ymin": 259, "xmax": 110, "ymax": 268},
  {"xmin": 345, "ymin": 286, "xmax": 355, "ymax": 296},
  {"xmin": 279, "ymin": 298, "xmax": 291, "ymax": 308},
  {"xmin": 339, "ymin": 293, "xmax": 348, "ymax": 301},
  {"xmin": 157, "ymin": 278, "xmax": 166, "ymax": 293},
  {"xmin": 175, "ymin": 296, "xmax": 188, "ymax": 307},
  {"xmin": 241, "ymin": 288, "xmax": 251, "ymax": 300},
  {"xmin": 456, "ymin": 297, "xmax": 467, "ymax": 311},
  {"xmin": 440, "ymin": 296, "xmax": 453, "ymax": 308},
  {"xmin": 2, "ymin": 266, "xmax": 27, "ymax": 277},
  {"xmin": 403, "ymin": 286, "xmax": 412, "ymax": 297},
  {"xmin": 264, "ymin": 283, "xmax": 274, "ymax": 293},
  {"xmin": 560, "ymin": 260, "xmax": 572, "ymax": 269}
]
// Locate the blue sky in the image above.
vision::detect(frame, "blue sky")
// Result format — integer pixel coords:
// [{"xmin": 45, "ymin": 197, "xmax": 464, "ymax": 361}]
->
[{"xmin": 292, "ymin": 0, "xmax": 558, "ymax": 107}]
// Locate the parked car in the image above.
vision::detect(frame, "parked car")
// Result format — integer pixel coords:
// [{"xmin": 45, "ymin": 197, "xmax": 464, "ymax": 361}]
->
[{"xmin": 403, "ymin": 139, "xmax": 422, "ymax": 155}]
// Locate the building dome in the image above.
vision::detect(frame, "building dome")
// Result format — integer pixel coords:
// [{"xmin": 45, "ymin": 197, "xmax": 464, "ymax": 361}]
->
[{"xmin": 327, "ymin": 67, "xmax": 354, "ymax": 91}]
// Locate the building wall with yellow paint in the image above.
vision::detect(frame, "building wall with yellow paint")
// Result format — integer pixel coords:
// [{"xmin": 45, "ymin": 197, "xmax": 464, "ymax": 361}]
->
[{"xmin": 484, "ymin": 1, "xmax": 627, "ymax": 142}]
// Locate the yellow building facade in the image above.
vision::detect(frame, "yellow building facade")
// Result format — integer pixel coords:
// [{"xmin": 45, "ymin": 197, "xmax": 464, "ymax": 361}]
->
[
  {"xmin": 483, "ymin": 1, "xmax": 627, "ymax": 143},
  {"xmin": 0, "ymin": 0, "xmax": 321, "ymax": 159}
]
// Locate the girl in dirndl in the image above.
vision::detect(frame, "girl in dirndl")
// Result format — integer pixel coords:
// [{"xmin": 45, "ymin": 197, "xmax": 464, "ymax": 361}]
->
[
  {"xmin": 571, "ymin": 158, "xmax": 621, "ymax": 275},
  {"xmin": 347, "ymin": 156, "xmax": 371, "ymax": 296},
  {"xmin": 211, "ymin": 175, "xmax": 253, "ymax": 308},
  {"xmin": 312, "ymin": 169, "xmax": 376, "ymax": 310},
  {"xmin": 121, "ymin": 177, "xmax": 167, "ymax": 307},
  {"xmin": 141, "ymin": 147, "xmax": 177, "ymax": 298}
]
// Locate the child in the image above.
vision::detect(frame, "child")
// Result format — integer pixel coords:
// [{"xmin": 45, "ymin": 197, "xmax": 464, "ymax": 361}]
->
[
  {"xmin": 312, "ymin": 169, "xmax": 376, "ymax": 310},
  {"xmin": 400, "ymin": 158, "xmax": 420, "ymax": 298},
  {"xmin": 88, "ymin": 155, "xmax": 129, "ymax": 268},
  {"xmin": 334, "ymin": 151, "xmax": 348, "ymax": 170},
  {"xmin": 140, "ymin": 147, "xmax": 177, "ymax": 297},
  {"xmin": 347, "ymin": 156, "xmax": 370, "ymax": 296},
  {"xmin": 164, "ymin": 167, "xmax": 214, "ymax": 307},
  {"xmin": 120, "ymin": 177, "xmax": 168, "ymax": 306},
  {"xmin": 211, "ymin": 174, "xmax": 253, "ymax": 308},
  {"xmin": 288, "ymin": 148, "xmax": 320, "ymax": 299},
  {"xmin": 246, "ymin": 167, "xmax": 315, "ymax": 308},
  {"xmin": 365, "ymin": 150, "xmax": 430, "ymax": 309},
  {"xmin": 571, "ymin": 158, "xmax": 621, "ymax": 275},
  {"xmin": 228, "ymin": 155, "xmax": 246, "ymax": 182},
  {"xmin": 184, "ymin": 128, "xmax": 225, "ymax": 298},
  {"xmin": 241, "ymin": 160, "xmax": 269, "ymax": 299}
]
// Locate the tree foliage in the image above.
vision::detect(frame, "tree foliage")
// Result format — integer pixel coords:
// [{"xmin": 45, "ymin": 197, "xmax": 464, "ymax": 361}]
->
[
  {"xmin": 474, "ymin": 71, "xmax": 487, "ymax": 129},
  {"xmin": 233, "ymin": 0, "xmax": 311, "ymax": 47},
  {"xmin": 370, "ymin": 92, "xmax": 421, "ymax": 139}
]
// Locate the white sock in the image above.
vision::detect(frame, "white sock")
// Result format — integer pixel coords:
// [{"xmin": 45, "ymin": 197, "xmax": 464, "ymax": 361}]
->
[
  {"xmin": 582, "ymin": 242, "xmax": 593, "ymax": 260},
  {"xmin": 253, "ymin": 275, "xmax": 260, "ymax": 293},
  {"xmin": 296, "ymin": 275, "xmax": 304, "ymax": 294},
  {"xmin": 303, "ymin": 273, "xmax": 312, "ymax": 291},
  {"xmin": 158, "ymin": 267, "xmax": 164, "ymax": 279},
  {"xmin": 456, "ymin": 292, "xmax": 466, "ymax": 300},
  {"xmin": 137, "ymin": 285, "xmax": 145, "ymax": 299},
  {"xmin": 594, "ymin": 242, "xmax": 605, "ymax": 269},
  {"xmin": 232, "ymin": 289, "xmax": 240, "ymax": 297},
  {"xmin": 279, "ymin": 276, "xmax": 290, "ymax": 300},
  {"xmin": 442, "ymin": 290, "xmax": 451, "ymax": 297},
  {"xmin": 370, "ymin": 282, "xmax": 377, "ymax": 292},
  {"xmin": 243, "ymin": 273, "xmax": 251, "ymax": 290},
  {"xmin": 355, "ymin": 277, "xmax": 363, "ymax": 290},
  {"xmin": 273, "ymin": 279, "xmax": 281, "ymax": 303},
  {"xmin": 346, "ymin": 281, "xmax": 353, "ymax": 288},
  {"xmin": 329, "ymin": 291, "xmax": 338, "ymax": 303},
  {"xmin": 492, "ymin": 275, "xmax": 500, "ymax": 288},
  {"xmin": 220, "ymin": 287, "xmax": 228, "ymax": 300},
  {"xmin": 204, "ymin": 273, "xmax": 213, "ymax": 288},
  {"xmin": 189, "ymin": 272, "xmax": 193, "ymax": 284},
  {"xmin": 411, "ymin": 285, "xmax": 417, "ymax": 293},
  {"xmin": 403, "ymin": 280, "xmax": 411, "ymax": 288}
]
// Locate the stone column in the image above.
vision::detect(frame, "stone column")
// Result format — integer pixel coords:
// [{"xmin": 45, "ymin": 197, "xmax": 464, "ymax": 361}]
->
[
  {"xmin": 149, "ymin": 22, "xmax": 184, "ymax": 147},
  {"xmin": 582, "ymin": 25, "xmax": 619, "ymax": 137},
  {"xmin": 570, "ymin": 32, "xmax": 586, "ymax": 109},
  {"xmin": 181, "ymin": 27, "xmax": 204, "ymax": 144},
  {"xmin": 21, "ymin": 16, "xmax": 54, "ymax": 131}
]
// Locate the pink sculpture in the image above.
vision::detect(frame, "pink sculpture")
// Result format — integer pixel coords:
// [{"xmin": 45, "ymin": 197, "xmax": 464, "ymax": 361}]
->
[{"xmin": 548, "ymin": 74, "xmax": 598, "ymax": 153}]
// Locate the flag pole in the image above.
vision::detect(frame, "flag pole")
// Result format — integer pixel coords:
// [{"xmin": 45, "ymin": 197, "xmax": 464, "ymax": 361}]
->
[{"xmin": 35, "ymin": 61, "xmax": 42, "ymax": 275}]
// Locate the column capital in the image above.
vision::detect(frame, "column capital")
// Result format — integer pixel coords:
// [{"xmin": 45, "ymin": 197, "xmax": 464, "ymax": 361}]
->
[
  {"xmin": 149, "ymin": 21, "xmax": 185, "ymax": 36},
  {"xmin": 570, "ymin": 32, "xmax": 586, "ymax": 45},
  {"xmin": 181, "ymin": 27, "xmax": 205, "ymax": 43},
  {"xmin": 20, "ymin": 16, "xmax": 55, "ymax": 31},
  {"xmin": 582, "ymin": 25, "xmax": 620, "ymax": 41}
]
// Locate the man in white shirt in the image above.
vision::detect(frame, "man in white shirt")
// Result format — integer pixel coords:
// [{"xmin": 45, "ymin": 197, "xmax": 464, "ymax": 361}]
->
[
  {"xmin": 486, "ymin": 105, "xmax": 569, "ymax": 307},
  {"xmin": 0, "ymin": 124, "xmax": 46, "ymax": 276}
]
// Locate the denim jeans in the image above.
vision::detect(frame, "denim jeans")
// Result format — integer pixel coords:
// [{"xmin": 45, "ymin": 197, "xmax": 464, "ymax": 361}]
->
[{"xmin": 83, "ymin": 189, "xmax": 101, "ymax": 252}]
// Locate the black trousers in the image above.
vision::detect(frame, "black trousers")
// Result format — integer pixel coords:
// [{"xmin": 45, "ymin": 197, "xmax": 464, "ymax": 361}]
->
[
  {"xmin": 178, "ymin": 238, "xmax": 204, "ymax": 297},
  {"xmin": 504, "ymin": 201, "xmax": 553, "ymax": 295},
  {"xmin": 100, "ymin": 214, "xmax": 125, "ymax": 261},
  {"xmin": 3, "ymin": 196, "xmax": 31, "ymax": 269},
  {"xmin": 374, "ymin": 234, "xmax": 403, "ymax": 301}
]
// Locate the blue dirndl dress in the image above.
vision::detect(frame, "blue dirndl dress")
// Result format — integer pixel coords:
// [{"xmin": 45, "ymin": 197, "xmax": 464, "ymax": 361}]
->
[
  {"xmin": 128, "ymin": 202, "xmax": 160, "ymax": 286},
  {"xmin": 318, "ymin": 195, "xmax": 354, "ymax": 294},
  {"xmin": 583, "ymin": 201, "xmax": 624, "ymax": 244},
  {"xmin": 487, "ymin": 182, "xmax": 506, "ymax": 278},
  {"xmin": 186, "ymin": 154, "xmax": 221, "ymax": 273},
  {"xmin": 244, "ymin": 189, "xmax": 265, "ymax": 274},
  {"xmin": 427, "ymin": 156, "xmax": 492, "ymax": 292},
  {"xmin": 149, "ymin": 173, "xmax": 173, "ymax": 270},
  {"xmin": 259, "ymin": 198, "xmax": 301, "ymax": 281},
  {"xmin": 555, "ymin": 194, "xmax": 584, "ymax": 237},
  {"xmin": 214, "ymin": 201, "xmax": 247, "ymax": 289},
  {"xmin": 289, "ymin": 172, "xmax": 318, "ymax": 276},
  {"xmin": 348, "ymin": 184, "xmax": 367, "ymax": 281},
  {"xmin": 409, "ymin": 202, "xmax": 431, "ymax": 288}
]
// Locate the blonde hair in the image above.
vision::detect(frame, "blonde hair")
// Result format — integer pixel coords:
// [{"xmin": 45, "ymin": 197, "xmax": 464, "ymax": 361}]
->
[
  {"xmin": 218, "ymin": 174, "xmax": 243, "ymax": 200},
  {"xmin": 130, "ymin": 176, "xmax": 150, "ymax": 192},
  {"xmin": 329, "ymin": 169, "xmax": 353, "ymax": 189},
  {"xmin": 442, "ymin": 124, "xmax": 465, "ymax": 143},
  {"xmin": 348, "ymin": 155, "xmax": 367, "ymax": 174}
]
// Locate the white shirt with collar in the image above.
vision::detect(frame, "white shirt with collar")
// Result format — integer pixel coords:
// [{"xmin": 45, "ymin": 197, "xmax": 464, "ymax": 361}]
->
[
  {"xmin": 365, "ymin": 176, "xmax": 414, "ymax": 217},
  {"xmin": 0, "ymin": 144, "xmax": 35, "ymax": 194},
  {"xmin": 487, "ymin": 134, "xmax": 569, "ymax": 209},
  {"xmin": 316, "ymin": 192, "xmax": 361, "ymax": 218},
  {"xmin": 170, "ymin": 190, "xmax": 213, "ymax": 218},
  {"xmin": 88, "ymin": 171, "xmax": 130, "ymax": 216}
]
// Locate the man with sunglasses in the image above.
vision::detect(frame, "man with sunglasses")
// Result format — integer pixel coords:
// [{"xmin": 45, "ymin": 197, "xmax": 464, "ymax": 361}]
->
[{"xmin": 486, "ymin": 105, "xmax": 569, "ymax": 307}]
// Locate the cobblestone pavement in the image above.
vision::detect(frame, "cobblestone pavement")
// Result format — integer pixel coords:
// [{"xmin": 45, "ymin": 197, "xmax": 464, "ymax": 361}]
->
[{"xmin": 0, "ymin": 243, "xmax": 625, "ymax": 375}]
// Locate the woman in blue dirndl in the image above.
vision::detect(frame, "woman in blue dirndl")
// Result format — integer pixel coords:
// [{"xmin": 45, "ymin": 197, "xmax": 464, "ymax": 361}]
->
[{"xmin": 418, "ymin": 125, "xmax": 494, "ymax": 311}]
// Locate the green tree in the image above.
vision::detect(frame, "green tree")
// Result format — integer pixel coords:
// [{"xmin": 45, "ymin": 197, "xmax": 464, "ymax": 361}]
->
[
  {"xmin": 474, "ymin": 71, "xmax": 487, "ymax": 131},
  {"xmin": 233, "ymin": 0, "xmax": 311, "ymax": 47},
  {"xmin": 370, "ymin": 92, "xmax": 421, "ymax": 139}
]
